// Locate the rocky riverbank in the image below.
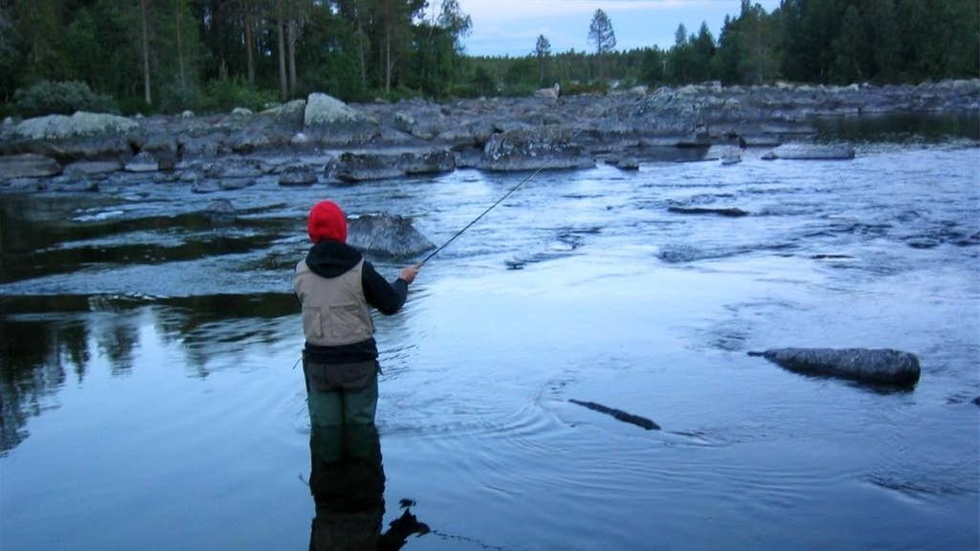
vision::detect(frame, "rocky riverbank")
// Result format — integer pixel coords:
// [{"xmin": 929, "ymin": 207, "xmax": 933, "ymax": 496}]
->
[{"xmin": 1, "ymin": 79, "xmax": 977, "ymax": 190}]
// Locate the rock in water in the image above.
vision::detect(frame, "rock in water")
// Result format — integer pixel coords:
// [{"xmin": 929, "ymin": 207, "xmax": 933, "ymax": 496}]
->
[
  {"xmin": 346, "ymin": 214, "xmax": 435, "ymax": 258},
  {"xmin": 278, "ymin": 165, "xmax": 318, "ymax": 186},
  {"xmin": 481, "ymin": 127, "xmax": 595, "ymax": 172},
  {"xmin": 748, "ymin": 347, "xmax": 920, "ymax": 388},
  {"xmin": 667, "ymin": 206, "xmax": 750, "ymax": 217},
  {"xmin": 762, "ymin": 143, "xmax": 856, "ymax": 160},
  {"xmin": 204, "ymin": 199, "xmax": 237, "ymax": 226}
]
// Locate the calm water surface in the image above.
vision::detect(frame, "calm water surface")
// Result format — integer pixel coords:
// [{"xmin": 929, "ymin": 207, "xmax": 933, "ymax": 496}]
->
[{"xmin": 1, "ymin": 136, "xmax": 978, "ymax": 550}]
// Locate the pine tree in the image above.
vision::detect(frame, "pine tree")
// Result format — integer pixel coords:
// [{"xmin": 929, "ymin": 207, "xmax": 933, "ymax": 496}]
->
[
  {"xmin": 588, "ymin": 9, "xmax": 616, "ymax": 79},
  {"xmin": 534, "ymin": 34, "xmax": 552, "ymax": 86}
]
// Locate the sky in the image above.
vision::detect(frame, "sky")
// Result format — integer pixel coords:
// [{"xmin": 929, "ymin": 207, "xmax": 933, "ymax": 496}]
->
[{"xmin": 444, "ymin": 0, "xmax": 783, "ymax": 57}]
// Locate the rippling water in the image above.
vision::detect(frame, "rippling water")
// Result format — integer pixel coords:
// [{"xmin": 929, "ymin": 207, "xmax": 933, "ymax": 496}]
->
[{"xmin": 1, "ymin": 136, "xmax": 978, "ymax": 550}]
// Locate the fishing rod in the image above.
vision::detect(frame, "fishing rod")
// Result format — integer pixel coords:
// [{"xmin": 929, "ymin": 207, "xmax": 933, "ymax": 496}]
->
[{"xmin": 421, "ymin": 128, "xmax": 586, "ymax": 264}]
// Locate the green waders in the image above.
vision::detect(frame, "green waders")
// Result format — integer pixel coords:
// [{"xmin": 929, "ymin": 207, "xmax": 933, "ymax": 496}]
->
[{"xmin": 303, "ymin": 355, "xmax": 380, "ymax": 428}]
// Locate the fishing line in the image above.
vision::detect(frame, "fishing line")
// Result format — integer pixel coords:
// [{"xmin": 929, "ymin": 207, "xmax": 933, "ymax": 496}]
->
[{"xmin": 421, "ymin": 128, "xmax": 585, "ymax": 264}]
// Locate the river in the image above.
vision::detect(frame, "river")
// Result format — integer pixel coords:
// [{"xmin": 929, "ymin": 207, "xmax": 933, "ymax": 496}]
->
[{"xmin": 1, "ymin": 124, "xmax": 978, "ymax": 550}]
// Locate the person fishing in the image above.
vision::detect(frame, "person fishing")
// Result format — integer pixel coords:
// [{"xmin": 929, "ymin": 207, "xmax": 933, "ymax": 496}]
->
[{"xmin": 295, "ymin": 200, "xmax": 421, "ymax": 427}]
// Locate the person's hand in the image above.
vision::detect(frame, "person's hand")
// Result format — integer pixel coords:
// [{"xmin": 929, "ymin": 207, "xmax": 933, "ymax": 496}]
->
[{"xmin": 400, "ymin": 263, "xmax": 422, "ymax": 284}]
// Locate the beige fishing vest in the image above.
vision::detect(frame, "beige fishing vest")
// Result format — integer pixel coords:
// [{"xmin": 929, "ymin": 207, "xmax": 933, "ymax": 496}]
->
[{"xmin": 294, "ymin": 259, "xmax": 375, "ymax": 346}]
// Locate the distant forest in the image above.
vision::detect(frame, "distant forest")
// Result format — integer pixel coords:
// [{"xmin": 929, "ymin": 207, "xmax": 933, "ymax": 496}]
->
[{"xmin": 0, "ymin": 0, "xmax": 977, "ymax": 116}]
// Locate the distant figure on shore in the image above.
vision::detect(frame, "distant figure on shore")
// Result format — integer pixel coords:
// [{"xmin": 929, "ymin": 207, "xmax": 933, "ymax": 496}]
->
[{"xmin": 535, "ymin": 82, "xmax": 561, "ymax": 101}]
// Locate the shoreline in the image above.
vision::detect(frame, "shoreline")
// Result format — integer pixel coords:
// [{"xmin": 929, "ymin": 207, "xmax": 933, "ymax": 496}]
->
[{"xmin": 0, "ymin": 79, "xmax": 978, "ymax": 189}]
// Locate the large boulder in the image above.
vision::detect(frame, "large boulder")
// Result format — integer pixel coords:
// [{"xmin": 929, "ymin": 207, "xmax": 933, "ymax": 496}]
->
[
  {"xmin": 12, "ymin": 111, "xmax": 138, "ymax": 141},
  {"xmin": 303, "ymin": 93, "xmax": 377, "ymax": 146},
  {"xmin": 274, "ymin": 99, "xmax": 308, "ymax": 128},
  {"xmin": 3, "ymin": 112, "xmax": 139, "ymax": 161},
  {"xmin": 138, "ymin": 132, "xmax": 179, "ymax": 170},
  {"xmin": 304, "ymin": 93, "xmax": 364, "ymax": 127},
  {"xmin": 748, "ymin": 347, "xmax": 920, "ymax": 388},
  {"xmin": 346, "ymin": 213, "xmax": 435, "ymax": 258},
  {"xmin": 481, "ymin": 127, "xmax": 594, "ymax": 172},
  {"xmin": 327, "ymin": 152, "xmax": 404, "ymax": 182},
  {"xmin": 398, "ymin": 150, "xmax": 455, "ymax": 175}
]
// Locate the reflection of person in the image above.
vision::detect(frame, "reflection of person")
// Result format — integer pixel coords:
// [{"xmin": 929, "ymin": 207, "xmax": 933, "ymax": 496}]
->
[
  {"xmin": 294, "ymin": 200, "xmax": 421, "ymax": 427},
  {"xmin": 309, "ymin": 422, "xmax": 384, "ymax": 549},
  {"xmin": 308, "ymin": 423, "xmax": 429, "ymax": 550}
]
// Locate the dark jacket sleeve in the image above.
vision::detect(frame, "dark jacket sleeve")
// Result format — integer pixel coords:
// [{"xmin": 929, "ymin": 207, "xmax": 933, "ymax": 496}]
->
[{"xmin": 361, "ymin": 260, "xmax": 408, "ymax": 315}]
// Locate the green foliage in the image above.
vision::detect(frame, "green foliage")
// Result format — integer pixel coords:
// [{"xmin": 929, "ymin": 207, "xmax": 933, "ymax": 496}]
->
[
  {"xmin": 13, "ymin": 80, "xmax": 118, "ymax": 117},
  {"xmin": 639, "ymin": 48, "xmax": 666, "ymax": 86},
  {"xmin": 436, "ymin": 0, "xmax": 473, "ymax": 54},
  {"xmin": 200, "ymin": 77, "xmax": 276, "ymax": 113},
  {"xmin": 410, "ymin": 23, "xmax": 457, "ymax": 98},
  {"xmin": 831, "ymin": 5, "xmax": 867, "ymax": 83},
  {"xmin": 776, "ymin": 0, "xmax": 978, "ymax": 84},
  {"xmin": 0, "ymin": 0, "xmax": 976, "ymax": 115},
  {"xmin": 561, "ymin": 81, "xmax": 609, "ymax": 96},
  {"xmin": 469, "ymin": 66, "xmax": 497, "ymax": 96},
  {"xmin": 158, "ymin": 81, "xmax": 201, "ymax": 114}
]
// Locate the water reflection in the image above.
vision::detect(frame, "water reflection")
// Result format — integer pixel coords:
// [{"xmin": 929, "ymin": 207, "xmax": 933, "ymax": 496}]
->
[
  {"xmin": 0, "ymin": 292, "xmax": 299, "ymax": 455},
  {"xmin": 309, "ymin": 422, "xmax": 429, "ymax": 550},
  {"xmin": 811, "ymin": 112, "xmax": 980, "ymax": 142},
  {"xmin": 0, "ymin": 193, "xmax": 289, "ymax": 284},
  {"xmin": 0, "ymin": 302, "xmax": 90, "ymax": 454}
]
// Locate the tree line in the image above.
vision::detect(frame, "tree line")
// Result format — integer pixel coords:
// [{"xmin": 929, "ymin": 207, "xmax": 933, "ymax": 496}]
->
[
  {"xmin": 0, "ymin": 0, "xmax": 472, "ymax": 113},
  {"xmin": 0, "ymin": 0, "xmax": 976, "ymax": 116},
  {"xmin": 498, "ymin": 0, "xmax": 977, "ymax": 94}
]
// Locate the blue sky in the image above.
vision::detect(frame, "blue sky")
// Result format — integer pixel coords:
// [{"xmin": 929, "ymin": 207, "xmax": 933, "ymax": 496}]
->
[{"xmin": 446, "ymin": 0, "xmax": 783, "ymax": 57}]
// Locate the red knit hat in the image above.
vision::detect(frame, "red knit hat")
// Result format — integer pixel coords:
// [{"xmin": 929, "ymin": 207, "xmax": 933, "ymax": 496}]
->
[{"xmin": 307, "ymin": 200, "xmax": 347, "ymax": 243}]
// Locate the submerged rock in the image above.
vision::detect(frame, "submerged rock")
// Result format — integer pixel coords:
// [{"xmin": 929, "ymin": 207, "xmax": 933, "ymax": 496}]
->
[
  {"xmin": 748, "ymin": 347, "xmax": 920, "ymax": 387},
  {"xmin": 667, "ymin": 206, "xmax": 750, "ymax": 217},
  {"xmin": 204, "ymin": 198, "xmax": 237, "ymax": 226},
  {"xmin": 346, "ymin": 213, "xmax": 435, "ymax": 258},
  {"xmin": 569, "ymin": 399, "xmax": 661, "ymax": 430},
  {"xmin": 605, "ymin": 156, "xmax": 640, "ymax": 170}
]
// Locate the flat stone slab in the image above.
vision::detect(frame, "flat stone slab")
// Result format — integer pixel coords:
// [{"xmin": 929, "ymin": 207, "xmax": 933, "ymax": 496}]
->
[
  {"xmin": 65, "ymin": 160, "xmax": 123, "ymax": 175},
  {"xmin": 762, "ymin": 143, "xmax": 856, "ymax": 160},
  {"xmin": 0, "ymin": 153, "xmax": 62, "ymax": 179}
]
